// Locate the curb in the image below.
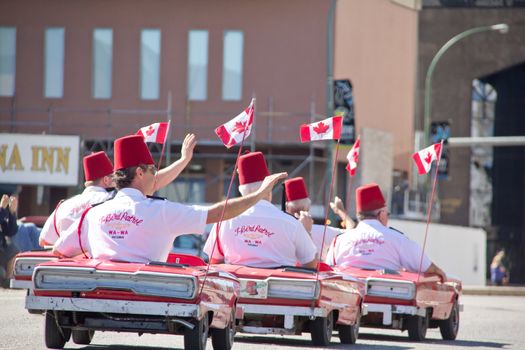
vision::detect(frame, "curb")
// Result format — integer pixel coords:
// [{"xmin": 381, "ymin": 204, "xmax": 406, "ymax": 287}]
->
[{"xmin": 462, "ymin": 286, "xmax": 525, "ymax": 296}]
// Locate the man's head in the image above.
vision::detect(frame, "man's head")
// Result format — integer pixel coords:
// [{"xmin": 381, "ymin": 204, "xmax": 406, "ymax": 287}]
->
[
  {"xmin": 112, "ymin": 135, "xmax": 156, "ymax": 195},
  {"xmin": 83, "ymin": 151, "xmax": 115, "ymax": 189},
  {"xmin": 284, "ymin": 177, "xmax": 311, "ymax": 215},
  {"xmin": 356, "ymin": 183, "xmax": 389, "ymax": 225},
  {"xmin": 237, "ymin": 152, "xmax": 270, "ymax": 198}
]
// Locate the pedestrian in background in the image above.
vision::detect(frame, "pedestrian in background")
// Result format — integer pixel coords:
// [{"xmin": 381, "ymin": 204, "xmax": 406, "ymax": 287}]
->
[
  {"xmin": 490, "ymin": 249, "xmax": 509, "ymax": 286},
  {"xmin": 0, "ymin": 195, "xmax": 19, "ymax": 287}
]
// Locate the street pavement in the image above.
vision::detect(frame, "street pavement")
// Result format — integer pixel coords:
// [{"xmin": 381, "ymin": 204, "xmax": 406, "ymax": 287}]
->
[{"xmin": 1, "ymin": 287, "xmax": 523, "ymax": 350}]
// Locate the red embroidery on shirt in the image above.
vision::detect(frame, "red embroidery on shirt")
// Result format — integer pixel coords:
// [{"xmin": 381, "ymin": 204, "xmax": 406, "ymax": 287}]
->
[
  {"xmin": 70, "ymin": 202, "xmax": 91, "ymax": 216},
  {"xmin": 100, "ymin": 211, "xmax": 144, "ymax": 226},
  {"xmin": 234, "ymin": 225, "xmax": 275, "ymax": 238}
]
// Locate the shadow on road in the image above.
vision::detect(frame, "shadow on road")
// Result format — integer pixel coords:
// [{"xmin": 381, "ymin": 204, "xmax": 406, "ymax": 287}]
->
[{"xmin": 235, "ymin": 334, "xmax": 411, "ymax": 349}]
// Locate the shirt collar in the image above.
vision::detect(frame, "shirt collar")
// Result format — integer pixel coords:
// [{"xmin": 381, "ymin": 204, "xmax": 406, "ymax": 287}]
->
[
  {"xmin": 83, "ymin": 186, "xmax": 108, "ymax": 194},
  {"xmin": 115, "ymin": 187, "xmax": 147, "ymax": 200}
]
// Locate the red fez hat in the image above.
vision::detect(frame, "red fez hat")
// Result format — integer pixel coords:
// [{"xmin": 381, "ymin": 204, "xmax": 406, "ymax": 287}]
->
[
  {"xmin": 356, "ymin": 183, "xmax": 386, "ymax": 213},
  {"xmin": 83, "ymin": 151, "xmax": 113, "ymax": 181},
  {"xmin": 284, "ymin": 177, "xmax": 309, "ymax": 202},
  {"xmin": 113, "ymin": 135, "xmax": 154, "ymax": 170},
  {"xmin": 238, "ymin": 152, "xmax": 269, "ymax": 185}
]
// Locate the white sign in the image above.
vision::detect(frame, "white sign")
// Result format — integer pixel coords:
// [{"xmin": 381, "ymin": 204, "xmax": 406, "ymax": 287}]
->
[{"xmin": 0, "ymin": 133, "xmax": 80, "ymax": 186}]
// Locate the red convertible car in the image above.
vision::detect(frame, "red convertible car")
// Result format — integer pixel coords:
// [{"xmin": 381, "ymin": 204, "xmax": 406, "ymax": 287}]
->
[
  {"xmin": 335, "ymin": 266, "xmax": 462, "ymax": 341},
  {"xmin": 215, "ymin": 263, "xmax": 365, "ymax": 346},
  {"xmin": 22, "ymin": 254, "xmax": 240, "ymax": 350}
]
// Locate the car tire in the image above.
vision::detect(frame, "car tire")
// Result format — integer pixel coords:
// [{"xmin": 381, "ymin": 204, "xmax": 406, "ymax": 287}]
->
[
  {"xmin": 44, "ymin": 311, "xmax": 71, "ymax": 349},
  {"xmin": 407, "ymin": 311, "xmax": 429, "ymax": 341},
  {"xmin": 338, "ymin": 312, "xmax": 360, "ymax": 344},
  {"xmin": 72, "ymin": 329, "xmax": 94, "ymax": 345},
  {"xmin": 439, "ymin": 301, "xmax": 459, "ymax": 340},
  {"xmin": 310, "ymin": 312, "xmax": 333, "ymax": 346},
  {"xmin": 211, "ymin": 309, "xmax": 235, "ymax": 350},
  {"xmin": 184, "ymin": 312, "xmax": 209, "ymax": 350}
]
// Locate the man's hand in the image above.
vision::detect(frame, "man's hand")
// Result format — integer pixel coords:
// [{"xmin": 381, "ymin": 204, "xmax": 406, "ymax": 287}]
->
[
  {"xmin": 1, "ymin": 194, "xmax": 9, "ymax": 209},
  {"xmin": 330, "ymin": 196, "xmax": 345, "ymax": 217},
  {"xmin": 8, "ymin": 196, "xmax": 18, "ymax": 214},
  {"xmin": 256, "ymin": 172, "xmax": 288, "ymax": 197},
  {"xmin": 295, "ymin": 210, "xmax": 313, "ymax": 233},
  {"xmin": 180, "ymin": 133, "xmax": 197, "ymax": 162}
]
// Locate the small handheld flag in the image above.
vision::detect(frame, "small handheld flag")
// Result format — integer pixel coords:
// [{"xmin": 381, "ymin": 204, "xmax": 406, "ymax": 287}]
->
[
  {"xmin": 136, "ymin": 122, "xmax": 169, "ymax": 144},
  {"xmin": 300, "ymin": 116, "xmax": 342, "ymax": 142},
  {"xmin": 345, "ymin": 137, "xmax": 360, "ymax": 176},
  {"xmin": 412, "ymin": 142, "xmax": 442, "ymax": 175},
  {"xmin": 215, "ymin": 98, "xmax": 255, "ymax": 148}
]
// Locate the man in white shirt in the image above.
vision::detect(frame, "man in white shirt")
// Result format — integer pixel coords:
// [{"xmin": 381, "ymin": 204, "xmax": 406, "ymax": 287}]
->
[
  {"xmin": 325, "ymin": 183, "xmax": 447, "ymax": 281},
  {"xmin": 284, "ymin": 177, "xmax": 353, "ymax": 260},
  {"xmin": 204, "ymin": 152, "xmax": 318, "ymax": 268},
  {"xmin": 53, "ymin": 135, "xmax": 286, "ymax": 263},
  {"xmin": 40, "ymin": 134, "xmax": 198, "ymax": 247},
  {"xmin": 39, "ymin": 151, "xmax": 115, "ymax": 247}
]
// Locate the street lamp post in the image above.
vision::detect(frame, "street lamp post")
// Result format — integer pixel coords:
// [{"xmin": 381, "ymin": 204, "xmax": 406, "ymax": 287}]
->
[{"xmin": 423, "ymin": 23, "xmax": 509, "ymax": 146}]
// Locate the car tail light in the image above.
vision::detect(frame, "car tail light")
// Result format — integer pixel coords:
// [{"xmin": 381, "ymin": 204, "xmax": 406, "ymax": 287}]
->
[
  {"xmin": 267, "ymin": 279, "xmax": 319, "ymax": 300},
  {"xmin": 366, "ymin": 278, "xmax": 415, "ymax": 300},
  {"xmin": 33, "ymin": 266, "xmax": 197, "ymax": 299},
  {"xmin": 14, "ymin": 257, "xmax": 57, "ymax": 277}
]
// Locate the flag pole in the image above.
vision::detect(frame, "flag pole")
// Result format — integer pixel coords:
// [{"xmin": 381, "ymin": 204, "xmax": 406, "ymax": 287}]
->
[
  {"xmin": 416, "ymin": 139, "xmax": 444, "ymax": 283},
  {"xmin": 312, "ymin": 138, "xmax": 340, "ymax": 307},
  {"xmin": 198, "ymin": 101, "xmax": 254, "ymax": 299},
  {"xmin": 157, "ymin": 121, "xmax": 171, "ymax": 170}
]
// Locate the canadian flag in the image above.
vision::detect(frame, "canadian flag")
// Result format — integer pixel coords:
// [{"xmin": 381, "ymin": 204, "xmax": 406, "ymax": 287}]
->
[
  {"xmin": 136, "ymin": 122, "xmax": 169, "ymax": 144},
  {"xmin": 345, "ymin": 137, "xmax": 360, "ymax": 176},
  {"xmin": 300, "ymin": 116, "xmax": 342, "ymax": 142},
  {"xmin": 215, "ymin": 99, "xmax": 255, "ymax": 148},
  {"xmin": 412, "ymin": 142, "xmax": 442, "ymax": 175}
]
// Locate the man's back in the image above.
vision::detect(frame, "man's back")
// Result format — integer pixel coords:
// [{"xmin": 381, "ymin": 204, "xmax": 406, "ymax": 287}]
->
[
  {"xmin": 204, "ymin": 200, "xmax": 316, "ymax": 268},
  {"xmin": 54, "ymin": 188, "xmax": 208, "ymax": 263},
  {"xmin": 39, "ymin": 186, "xmax": 112, "ymax": 246},
  {"xmin": 326, "ymin": 219, "xmax": 431, "ymax": 272}
]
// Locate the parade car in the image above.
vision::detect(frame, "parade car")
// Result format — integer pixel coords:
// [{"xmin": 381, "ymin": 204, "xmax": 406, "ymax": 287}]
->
[
  {"xmin": 215, "ymin": 263, "xmax": 364, "ymax": 346},
  {"xmin": 24, "ymin": 253, "xmax": 240, "ymax": 350},
  {"xmin": 336, "ymin": 266, "xmax": 462, "ymax": 341}
]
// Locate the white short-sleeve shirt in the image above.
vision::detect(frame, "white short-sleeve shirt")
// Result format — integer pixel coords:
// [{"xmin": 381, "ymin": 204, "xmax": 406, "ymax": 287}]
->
[
  {"xmin": 54, "ymin": 188, "xmax": 207, "ymax": 263},
  {"xmin": 203, "ymin": 200, "xmax": 317, "ymax": 268},
  {"xmin": 325, "ymin": 219, "xmax": 431, "ymax": 272},
  {"xmin": 40, "ymin": 186, "xmax": 112, "ymax": 245},
  {"xmin": 310, "ymin": 224, "xmax": 343, "ymax": 261}
]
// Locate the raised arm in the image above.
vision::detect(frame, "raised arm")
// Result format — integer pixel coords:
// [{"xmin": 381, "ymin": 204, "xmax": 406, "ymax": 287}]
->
[
  {"xmin": 330, "ymin": 196, "xmax": 356, "ymax": 229},
  {"xmin": 206, "ymin": 172, "xmax": 288, "ymax": 224},
  {"xmin": 154, "ymin": 133, "xmax": 197, "ymax": 191}
]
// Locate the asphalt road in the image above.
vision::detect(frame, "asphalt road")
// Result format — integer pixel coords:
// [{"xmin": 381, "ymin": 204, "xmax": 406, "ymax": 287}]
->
[{"xmin": 0, "ymin": 288, "xmax": 522, "ymax": 350}]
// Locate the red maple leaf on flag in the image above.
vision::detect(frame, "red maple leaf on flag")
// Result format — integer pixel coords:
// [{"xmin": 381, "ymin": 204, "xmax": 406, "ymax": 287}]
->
[
  {"xmin": 232, "ymin": 121, "xmax": 248, "ymax": 134},
  {"xmin": 352, "ymin": 152, "xmax": 359, "ymax": 163},
  {"xmin": 313, "ymin": 122, "xmax": 329, "ymax": 135},
  {"xmin": 145, "ymin": 125, "xmax": 155, "ymax": 136},
  {"xmin": 424, "ymin": 152, "xmax": 433, "ymax": 164}
]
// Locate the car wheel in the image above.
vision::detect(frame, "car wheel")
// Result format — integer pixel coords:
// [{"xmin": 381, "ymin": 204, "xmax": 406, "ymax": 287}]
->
[
  {"xmin": 72, "ymin": 329, "xmax": 94, "ymax": 345},
  {"xmin": 45, "ymin": 311, "xmax": 71, "ymax": 349},
  {"xmin": 211, "ymin": 309, "xmax": 236, "ymax": 350},
  {"xmin": 310, "ymin": 311, "xmax": 333, "ymax": 346},
  {"xmin": 338, "ymin": 312, "xmax": 360, "ymax": 344},
  {"xmin": 184, "ymin": 312, "xmax": 209, "ymax": 350},
  {"xmin": 439, "ymin": 301, "xmax": 459, "ymax": 340},
  {"xmin": 407, "ymin": 310, "xmax": 429, "ymax": 341}
]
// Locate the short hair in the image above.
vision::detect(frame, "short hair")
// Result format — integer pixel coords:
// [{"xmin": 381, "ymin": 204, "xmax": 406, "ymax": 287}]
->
[
  {"xmin": 356, "ymin": 208, "xmax": 384, "ymax": 221},
  {"xmin": 286, "ymin": 198, "xmax": 311, "ymax": 213},
  {"xmin": 113, "ymin": 164, "xmax": 149, "ymax": 190},
  {"xmin": 238, "ymin": 181, "xmax": 263, "ymax": 196}
]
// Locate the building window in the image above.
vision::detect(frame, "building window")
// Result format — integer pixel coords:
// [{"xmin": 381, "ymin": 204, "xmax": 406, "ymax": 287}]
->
[
  {"xmin": 187, "ymin": 30, "xmax": 208, "ymax": 101},
  {"xmin": 222, "ymin": 30, "xmax": 244, "ymax": 101},
  {"xmin": 44, "ymin": 27, "xmax": 65, "ymax": 98},
  {"xmin": 0, "ymin": 27, "xmax": 16, "ymax": 97},
  {"xmin": 92, "ymin": 28, "xmax": 113, "ymax": 99},
  {"xmin": 140, "ymin": 29, "xmax": 161, "ymax": 100}
]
